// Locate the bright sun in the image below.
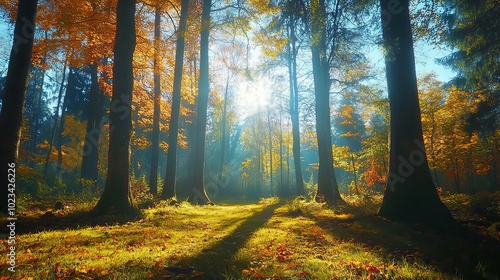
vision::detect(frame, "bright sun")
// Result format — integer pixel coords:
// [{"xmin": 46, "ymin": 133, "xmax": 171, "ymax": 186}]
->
[{"xmin": 236, "ymin": 77, "xmax": 272, "ymax": 118}]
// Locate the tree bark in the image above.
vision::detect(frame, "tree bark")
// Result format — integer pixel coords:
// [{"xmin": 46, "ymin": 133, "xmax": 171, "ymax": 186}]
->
[
  {"xmin": 189, "ymin": 0, "xmax": 212, "ymax": 204},
  {"xmin": 0, "ymin": 0, "xmax": 38, "ymax": 213},
  {"xmin": 149, "ymin": 5, "xmax": 162, "ymax": 196},
  {"xmin": 93, "ymin": 0, "xmax": 139, "ymax": 216},
  {"xmin": 378, "ymin": 0, "xmax": 454, "ymax": 225},
  {"xmin": 162, "ymin": 0, "xmax": 190, "ymax": 200},
  {"xmin": 310, "ymin": 0, "xmax": 342, "ymax": 205}
]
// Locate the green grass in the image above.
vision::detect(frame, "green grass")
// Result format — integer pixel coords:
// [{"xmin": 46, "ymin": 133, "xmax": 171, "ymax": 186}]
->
[{"xmin": 1, "ymin": 194, "xmax": 500, "ymax": 279}]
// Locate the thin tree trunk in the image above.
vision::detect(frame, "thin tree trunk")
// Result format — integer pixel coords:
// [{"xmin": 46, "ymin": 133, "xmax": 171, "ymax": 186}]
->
[
  {"xmin": 189, "ymin": 0, "xmax": 212, "ymax": 204},
  {"xmin": 377, "ymin": 0, "xmax": 454, "ymax": 226},
  {"xmin": 57, "ymin": 68, "xmax": 77, "ymax": 174},
  {"xmin": 279, "ymin": 112, "xmax": 284, "ymax": 196},
  {"xmin": 267, "ymin": 106, "xmax": 273, "ymax": 194},
  {"xmin": 93, "ymin": 0, "xmax": 139, "ymax": 216},
  {"xmin": 162, "ymin": 0, "xmax": 190, "ymax": 200},
  {"xmin": 218, "ymin": 76, "xmax": 230, "ymax": 183},
  {"xmin": 81, "ymin": 63, "xmax": 103, "ymax": 181},
  {"xmin": 149, "ymin": 5, "xmax": 162, "ymax": 196},
  {"xmin": 351, "ymin": 153, "xmax": 359, "ymax": 195},
  {"xmin": 43, "ymin": 60, "xmax": 67, "ymax": 180},
  {"xmin": 310, "ymin": 0, "xmax": 342, "ymax": 205},
  {"xmin": 0, "ymin": 0, "xmax": 38, "ymax": 213},
  {"xmin": 287, "ymin": 15, "xmax": 305, "ymax": 196}
]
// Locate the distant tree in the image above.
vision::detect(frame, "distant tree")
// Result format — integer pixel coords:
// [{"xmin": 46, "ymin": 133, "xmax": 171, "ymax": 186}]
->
[
  {"xmin": 377, "ymin": 0, "xmax": 454, "ymax": 225},
  {"xmin": 43, "ymin": 59, "xmax": 67, "ymax": 180},
  {"xmin": 93, "ymin": 0, "xmax": 139, "ymax": 215},
  {"xmin": 81, "ymin": 63, "xmax": 105, "ymax": 181},
  {"xmin": 0, "ymin": 0, "xmax": 38, "ymax": 213}
]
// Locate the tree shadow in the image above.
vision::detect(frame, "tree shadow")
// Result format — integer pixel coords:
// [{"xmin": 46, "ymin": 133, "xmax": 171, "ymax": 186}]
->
[
  {"xmin": 310, "ymin": 213, "xmax": 500, "ymax": 279},
  {"xmin": 0, "ymin": 210, "xmax": 142, "ymax": 235},
  {"xmin": 162, "ymin": 201, "xmax": 284, "ymax": 279}
]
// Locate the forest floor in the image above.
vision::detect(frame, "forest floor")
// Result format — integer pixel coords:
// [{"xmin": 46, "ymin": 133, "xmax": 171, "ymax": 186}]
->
[{"xmin": 1, "ymin": 192, "xmax": 500, "ymax": 279}]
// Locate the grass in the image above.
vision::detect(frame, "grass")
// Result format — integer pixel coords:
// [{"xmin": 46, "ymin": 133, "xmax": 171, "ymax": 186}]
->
[{"xmin": 1, "ymin": 193, "xmax": 500, "ymax": 279}]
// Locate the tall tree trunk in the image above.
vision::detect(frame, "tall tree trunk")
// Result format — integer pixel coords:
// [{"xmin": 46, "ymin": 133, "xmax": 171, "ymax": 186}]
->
[
  {"xmin": 189, "ymin": 0, "xmax": 212, "ymax": 204},
  {"xmin": 43, "ymin": 60, "xmax": 67, "ymax": 180},
  {"xmin": 0, "ymin": 0, "xmax": 38, "ymax": 213},
  {"xmin": 162, "ymin": 0, "xmax": 190, "ymax": 200},
  {"xmin": 149, "ymin": 5, "xmax": 162, "ymax": 196},
  {"xmin": 377, "ymin": 0, "xmax": 454, "ymax": 225},
  {"xmin": 310, "ymin": 0, "xmax": 342, "ymax": 205},
  {"xmin": 81, "ymin": 63, "xmax": 104, "ymax": 181},
  {"xmin": 287, "ymin": 16, "xmax": 305, "ymax": 196},
  {"xmin": 93, "ymin": 0, "xmax": 139, "ymax": 216}
]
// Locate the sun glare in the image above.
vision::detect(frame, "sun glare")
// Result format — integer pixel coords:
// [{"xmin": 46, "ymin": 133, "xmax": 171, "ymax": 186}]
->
[{"xmin": 236, "ymin": 77, "xmax": 272, "ymax": 118}]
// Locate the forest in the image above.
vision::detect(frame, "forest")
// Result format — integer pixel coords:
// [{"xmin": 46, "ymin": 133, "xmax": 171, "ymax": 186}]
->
[{"xmin": 0, "ymin": 0, "xmax": 500, "ymax": 279}]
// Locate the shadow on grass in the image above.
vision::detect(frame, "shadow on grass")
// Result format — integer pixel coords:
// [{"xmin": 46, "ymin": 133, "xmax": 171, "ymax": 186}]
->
[
  {"xmin": 310, "ymin": 213, "xmax": 500, "ymax": 279},
  {"xmin": 0, "ymin": 210, "xmax": 142, "ymax": 235},
  {"xmin": 163, "ymin": 201, "xmax": 284, "ymax": 279}
]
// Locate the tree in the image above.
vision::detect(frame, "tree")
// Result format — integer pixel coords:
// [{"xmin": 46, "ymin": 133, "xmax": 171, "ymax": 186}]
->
[
  {"xmin": 377, "ymin": 0, "xmax": 454, "ymax": 225},
  {"xmin": 190, "ymin": 0, "xmax": 213, "ymax": 204},
  {"xmin": 148, "ymin": 4, "xmax": 162, "ymax": 196},
  {"xmin": 309, "ymin": 0, "xmax": 342, "ymax": 205},
  {"xmin": 80, "ymin": 64, "xmax": 106, "ymax": 181},
  {"xmin": 161, "ymin": 0, "xmax": 190, "ymax": 200},
  {"xmin": 0, "ymin": 0, "xmax": 38, "ymax": 213},
  {"xmin": 284, "ymin": 0, "xmax": 306, "ymax": 196},
  {"xmin": 93, "ymin": 0, "xmax": 139, "ymax": 215}
]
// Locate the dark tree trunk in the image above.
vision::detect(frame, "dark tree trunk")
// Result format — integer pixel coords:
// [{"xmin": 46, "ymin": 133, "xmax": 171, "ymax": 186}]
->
[
  {"xmin": 93, "ymin": 0, "xmax": 139, "ymax": 216},
  {"xmin": 286, "ymin": 15, "xmax": 305, "ymax": 196},
  {"xmin": 378, "ymin": 0, "xmax": 454, "ymax": 225},
  {"xmin": 81, "ymin": 63, "xmax": 104, "ymax": 181},
  {"xmin": 162, "ymin": 0, "xmax": 190, "ymax": 200},
  {"xmin": 310, "ymin": 0, "xmax": 342, "ymax": 205},
  {"xmin": 149, "ymin": 5, "xmax": 162, "ymax": 196},
  {"xmin": 0, "ymin": 0, "xmax": 38, "ymax": 213},
  {"xmin": 189, "ymin": 0, "xmax": 212, "ymax": 204}
]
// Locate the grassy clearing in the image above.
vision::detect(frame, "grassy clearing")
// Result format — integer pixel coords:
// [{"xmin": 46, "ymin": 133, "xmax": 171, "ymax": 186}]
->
[{"xmin": 1, "ymin": 194, "xmax": 500, "ymax": 279}]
